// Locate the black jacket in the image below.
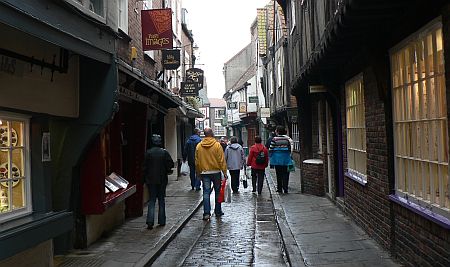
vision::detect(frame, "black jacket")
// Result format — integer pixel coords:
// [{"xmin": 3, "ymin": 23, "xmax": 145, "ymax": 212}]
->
[{"xmin": 143, "ymin": 146, "xmax": 174, "ymax": 185}]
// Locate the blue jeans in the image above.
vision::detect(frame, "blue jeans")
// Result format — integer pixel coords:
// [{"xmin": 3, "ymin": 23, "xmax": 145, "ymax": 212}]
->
[
  {"xmin": 201, "ymin": 172, "xmax": 222, "ymax": 215},
  {"xmin": 189, "ymin": 163, "xmax": 201, "ymax": 189},
  {"xmin": 146, "ymin": 184, "xmax": 166, "ymax": 226}
]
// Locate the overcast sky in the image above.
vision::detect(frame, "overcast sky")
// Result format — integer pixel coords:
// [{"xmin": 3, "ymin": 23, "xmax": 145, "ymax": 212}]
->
[{"xmin": 182, "ymin": 0, "xmax": 270, "ymax": 98}]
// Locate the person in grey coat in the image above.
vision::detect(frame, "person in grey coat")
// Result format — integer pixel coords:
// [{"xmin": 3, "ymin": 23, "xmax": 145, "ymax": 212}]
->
[{"xmin": 225, "ymin": 136, "xmax": 245, "ymax": 193}]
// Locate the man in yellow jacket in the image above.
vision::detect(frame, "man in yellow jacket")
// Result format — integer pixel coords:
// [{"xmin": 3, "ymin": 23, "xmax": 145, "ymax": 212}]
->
[{"xmin": 195, "ymin": 127, "xmax": 227, "ymax": 220}]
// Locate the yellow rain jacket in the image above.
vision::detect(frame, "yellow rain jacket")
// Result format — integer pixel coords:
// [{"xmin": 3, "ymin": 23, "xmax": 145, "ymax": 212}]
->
[{"xmin": 195, "ymin": 137, "xmax": 227, "ymax": 175}]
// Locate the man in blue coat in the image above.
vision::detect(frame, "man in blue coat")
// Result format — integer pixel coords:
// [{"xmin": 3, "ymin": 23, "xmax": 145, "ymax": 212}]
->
[{"xmin": 182, "ymin": 128, "xmax": 202, "ymax": 190}]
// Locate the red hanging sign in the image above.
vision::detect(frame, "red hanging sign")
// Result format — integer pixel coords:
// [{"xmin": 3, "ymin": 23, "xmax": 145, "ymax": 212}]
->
[{"xmin": 141, "ymin": 9, "xmax": 173, "ymax": 50}]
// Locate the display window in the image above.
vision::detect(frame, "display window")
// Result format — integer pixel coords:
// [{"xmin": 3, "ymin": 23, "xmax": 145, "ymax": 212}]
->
[{"xmin": 0, "ymin": 113, "xmax": 31, "ymax": 222}]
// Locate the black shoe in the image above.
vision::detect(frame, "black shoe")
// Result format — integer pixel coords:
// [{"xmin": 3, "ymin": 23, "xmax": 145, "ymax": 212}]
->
[
  {"xmin": 252, "ymin": 189, "xmax": 256, "ymax": 192},
  {"xmin": 276, "ymin": 189, "xmax": 282, "ymax": 193},
  {"xmin": 202, "ymin": 214, "xmax": 211, "ymax": 220},
  {"xmin": 159, "ymin": 223, "xmax": 166, "ymax": 227},
  {"xmin": 191, "ymin": 187, "xmax": 194, "ymax": 190},
  {"xmin": 146, "ymin": 224, "xmax": 153, "ymax": 230},
  {"xmin": 284, "ymin": 191, "xmax": 288, "ymax": 194},
  {"xmin": 215, "ymin": 212, "xmax": 224, "ymax": 217},
  {"xmin": 195, "ymin": 187, "xmax": 201, "ymax": 191}
]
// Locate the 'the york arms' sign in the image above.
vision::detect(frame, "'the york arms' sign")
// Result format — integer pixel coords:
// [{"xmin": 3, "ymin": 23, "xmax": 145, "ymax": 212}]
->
[{"xmin": 141, "ymin": 9, "xmax": 173, "ymax": 50}]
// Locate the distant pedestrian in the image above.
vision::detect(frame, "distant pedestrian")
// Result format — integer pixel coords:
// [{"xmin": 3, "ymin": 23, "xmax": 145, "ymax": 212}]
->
[
  {"xmin": 238, "ymin": 137, "xmax": 244, "ymax": 147},
  {"xmin": 247, "ymin": 136, "xmax": 269, "ymax": 194},
  {"xmin": 225, "ymin": 136, "xmax": 245, "ymax": 193},
  {"xmin": 182, "ymin": 128, "xmax": 202, "ymax": 190},
  {"xmin": 195, "ymin": 127, "xmax": 227, "ymax": 220},
  {"xmin": 265, "ymin": 131, "xmax": 275, "ymax": 149},
  {"xmin": 269, "ymin": 126, "xmax": 293, "ymax": 193},
  {"xmin": 143, "ymin": 134, "xmax": 174, "ymax": 229},
  {"xmin": 219, "ymin": 137, "xmax": 228, "ymax": 151}
]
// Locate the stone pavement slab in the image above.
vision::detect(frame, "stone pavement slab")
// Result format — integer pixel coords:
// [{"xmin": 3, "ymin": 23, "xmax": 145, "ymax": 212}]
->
[
  {"xmin": 55, "ymin": 173, "xmax": 203, "ymax": 267},
  {"xmin": 266, "ymin": 168, "xmax": 400, "ymax": 267}
]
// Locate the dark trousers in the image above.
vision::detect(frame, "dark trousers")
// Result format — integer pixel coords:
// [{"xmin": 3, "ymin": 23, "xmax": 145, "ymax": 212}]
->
[
  {"xmin": 275, "ymin": 165, "xmax": 289, "ymax": 193},
  {"xmin": 251, "ymin": 168, "xmax": 265, "ymax": 194},
  {"xmin": 146, "ymin": 184, "xmax": 166, "ymax": 226},
  {"xmin": 189, "ymin": 163, "xmax": 201, "ymax": 189},
  {"xmin": 229, "ymin": 169, "xmax": 240, "ymax": 192}
]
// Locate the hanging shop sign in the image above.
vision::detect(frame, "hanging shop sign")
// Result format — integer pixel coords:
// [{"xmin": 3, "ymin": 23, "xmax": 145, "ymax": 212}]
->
[
  {"xmin": 180, "ymin": 81, "xmax": 199, "ymax": 96},
  {"xmin": 228, "ymin": 102, "xmax": 238, "ymax": 109},
  {"xmin": 239, "ymin": 102, "xmax": 247, "ymax": 113},
  {"xmin": 141, "ymin": 9, "xmax": 173, "ymax": 50},
  {"xmin": 162, "ymin": 49, "xmax": 181, "ymax": 70},
  {"xmin": 185, "ymin": 68, "xmax": 204, "ymax": 89}
]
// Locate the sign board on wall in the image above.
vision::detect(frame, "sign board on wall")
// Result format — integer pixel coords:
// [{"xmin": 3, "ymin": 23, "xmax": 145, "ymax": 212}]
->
[
  {"xmin": 141, "ymin": 9, "xmax": 173, "ymax": 50},
  {"xmin": 248, "ymin": 96, "xmax": 259, "ymax": 103},
  {"xmin": 260, "ymin": 107, "xmax": 270, "ymax": 118},
  {"xmin": 239, "ymin": 102, "xmax": 247, "ymax": 113}
]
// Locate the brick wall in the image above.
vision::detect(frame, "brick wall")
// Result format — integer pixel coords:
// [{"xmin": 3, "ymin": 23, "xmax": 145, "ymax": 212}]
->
[
  {"xmin": 301, "ymin": 161, "xmax": 324, "ymax": 196},
  {"xmin": 117, "ymin": 0, "xmax": 162, "ymax": 80},
  {"xmin": 341, "ymin": 66, "xmax": 392, "ymax": 249},
  {"xmin": 391, "ymin": 6, "xmax": 450, "ymax": 266}
]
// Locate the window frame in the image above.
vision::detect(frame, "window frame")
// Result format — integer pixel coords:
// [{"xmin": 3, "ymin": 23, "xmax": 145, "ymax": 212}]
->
[
  {"xmin": 0, "ymin": 112, "xmax": 32, "ymax": 223},
  {"xmin": 215, "ymin": 109, "xmax": 225, "ymax": 119},
  {"xmin": 291, "ymin": 122, "xmax": 300, "ymax": 152},
  {"xmin": 118, "ymin": 0, "xmax": 129, "ymax": 34},
  {"xmin": 390, "ymin": 18, "xmax": 449, "ymax": 218},
  {"xmin": 290, "ymin": 0, "xmax": 296, "ymax": 35},
  {"xmin": 214, "ymin": 124, "xmax": 226, "ymax": 136},
  {"xmin": 65, "ymin": 0, "xmax": 106, "ymax": 23},
  {"xmin": 345, "ymin": 73, "xmax": 367, "ymax": 183}
]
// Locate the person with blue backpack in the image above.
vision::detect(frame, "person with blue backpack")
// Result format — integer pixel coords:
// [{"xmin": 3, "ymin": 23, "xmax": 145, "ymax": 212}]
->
[{"xmin": 269, "ymin": 125, "xmax": 293, "ymax": 193}]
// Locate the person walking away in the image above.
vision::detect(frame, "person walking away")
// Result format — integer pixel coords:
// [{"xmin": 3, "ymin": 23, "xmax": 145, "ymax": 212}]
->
[
  {"xmin": 269, "ymin": 126, "xmax": 293, "ymax": 193},
  {"xmin": 247, "ymin": 136, "xmax": 268, "ymax": 194},
  {"xmin": 182, "ymin": 128, "xmax": 202, "ymax": 190},
  {"xmin": 195, "ymin": 127, "xmax": 228, "ymax": 220},
  {"xmin": 225, "ymin": 136, "xmax": 245, "ymax": 193},
  {"xmin": 143, "ymin": 134, "xmax": 174, "ymax": 229},
  {"xmin": 219, "ymin": 137, "xmax": 228, "ymax": 152},
  {"xmin": 265, "ymin": 132, "xmax": 275, "ymax": 149}
]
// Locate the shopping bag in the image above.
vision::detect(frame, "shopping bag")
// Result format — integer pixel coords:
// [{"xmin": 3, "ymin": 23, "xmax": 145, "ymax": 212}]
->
[
  {"xmin": 218, "ymin": 179, "xmax": 226, "ymax": 203},
  {"xmin": 288, "ymin": 158, "xmax": 296, "ymax": 172},
  {"xmin": 180, "ymin": 161, "xmax": 190, "ymax": 176},
  {"xmin": 224, "ymin": 179, "xmax": 232, "ymax": 203}
]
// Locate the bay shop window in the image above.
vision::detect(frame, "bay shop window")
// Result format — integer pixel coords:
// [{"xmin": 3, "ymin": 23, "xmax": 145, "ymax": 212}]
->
[
  {"xmin": 390, "ymin": 19, "xmax": 449, "ymax": 218},
  {"xmin": 0, "ymin": 114, "xmax": 31, "ymax": 222}
]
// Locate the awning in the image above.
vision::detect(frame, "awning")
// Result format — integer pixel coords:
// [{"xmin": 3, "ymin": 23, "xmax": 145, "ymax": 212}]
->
[{"xmin": 118, "ymin": 60, "xmax": 182, "ymax": 109}]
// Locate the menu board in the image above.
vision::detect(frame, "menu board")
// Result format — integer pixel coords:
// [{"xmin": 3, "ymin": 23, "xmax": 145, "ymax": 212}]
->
[{"xmin": 105, "ymin": 172, "xmax": 129, "ymax": 192}]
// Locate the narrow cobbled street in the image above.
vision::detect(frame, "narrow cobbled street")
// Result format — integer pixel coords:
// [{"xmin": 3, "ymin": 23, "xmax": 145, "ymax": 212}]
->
[{"xmin": 153, "ymin": 171, "xmax": 287, "ymax": 266}]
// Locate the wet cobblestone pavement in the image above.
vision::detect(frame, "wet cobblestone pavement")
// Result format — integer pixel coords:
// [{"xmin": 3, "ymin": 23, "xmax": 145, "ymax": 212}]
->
[{"xmin": 152, "ymin": 174, "xmax": 287, "ymax": 267}]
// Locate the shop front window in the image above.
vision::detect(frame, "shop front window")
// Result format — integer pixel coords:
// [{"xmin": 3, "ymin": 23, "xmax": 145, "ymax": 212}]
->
[
  {"xmin": 0, "ymin": 114, "xmax": 31, "ymax": 221},
  {"xmin": 345, "ymin": 74, "xmax": 367, "ymax": 182},
  {"xmin": 390, "ymin": 19, "xmax": 449, "ymax": 217}
]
